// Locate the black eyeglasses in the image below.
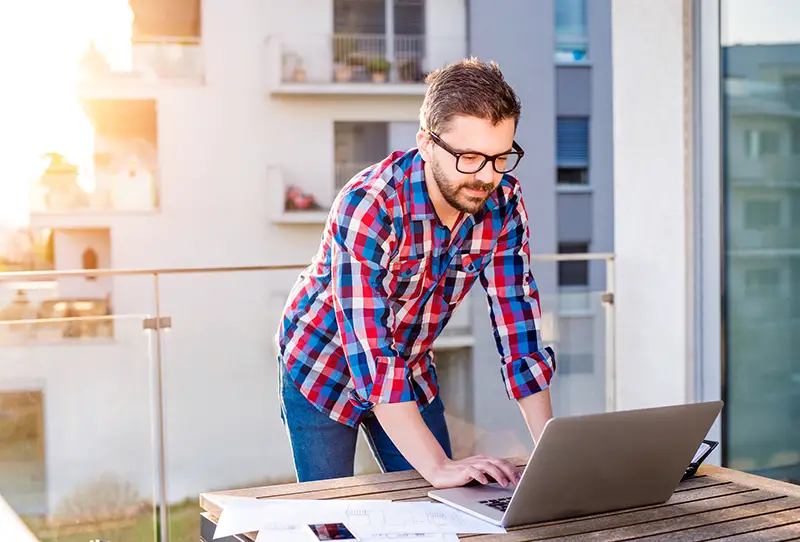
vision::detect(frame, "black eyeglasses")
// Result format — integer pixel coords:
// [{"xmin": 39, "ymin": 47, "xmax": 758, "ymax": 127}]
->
[{"xmin": 426, "ymin": 130, "xmax": 525, "ymax": 174}]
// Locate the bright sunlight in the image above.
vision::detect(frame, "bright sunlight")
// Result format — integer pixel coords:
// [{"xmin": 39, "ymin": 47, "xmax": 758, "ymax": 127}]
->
[{"xmin": 0, "ymin": 0, "xmax": 133, "ymax": 227}]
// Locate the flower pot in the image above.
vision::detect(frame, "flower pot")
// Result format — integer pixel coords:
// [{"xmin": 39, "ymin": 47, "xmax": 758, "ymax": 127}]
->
[{"xmin": 334, "ymin": 64, "xmax": 352, "ymax": 82}]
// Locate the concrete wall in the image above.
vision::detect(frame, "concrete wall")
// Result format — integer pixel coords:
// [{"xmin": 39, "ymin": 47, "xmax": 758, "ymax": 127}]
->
[
  {"xmin": 468, "ymin": 0, "xmax": 558, "ymax": 458},
  {"xmin": 586, "ymin": 0, "xmax": 615, "ymax": 291},
  {"xmin": 611, "ymin": 0, "xmax": 693, "ymax": 409},
  {"xmin": 54, "ymin": 229, "xmax": 112, "ymax": 301},
  {"xmin": 426, "ymin": 0, "xmax": 467, "ymax": 72},
  {"xmin": 465, "ymin": 0, "xmax": 614, "ymax": 458}
]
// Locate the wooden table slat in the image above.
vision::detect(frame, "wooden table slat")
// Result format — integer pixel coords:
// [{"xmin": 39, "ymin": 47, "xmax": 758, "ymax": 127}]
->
[
  {"xmin": 358, "ymin": 479, "xmax": 746, "ymax": 508},
  {"xmin": 718, "ymin": 519, "xmax": 800, "ymax": 541},
  {"xmin": 633, "ymin": 508, "xmax": 800, "ymax": 542},
  {"xmin": 200, "ymin": 457, "xmax": 530, "ymax": 514},
  {"xmin": 539, "ymin": 498, "xmax": 800, "ymax": 542},
  {"xmin": 673, "ymin": 475, "xmax": 729, "ymax": 492},
  {"xmin": 200, "ymin": 457, "xmax": 531, "ymax": 508},
  {"xmin": 449, "ymin": 483, "xmax": 761, "ymax": 541},
  {"xmin": 457, "ymin": 487, "xmax": 776, "ymax": 541}
]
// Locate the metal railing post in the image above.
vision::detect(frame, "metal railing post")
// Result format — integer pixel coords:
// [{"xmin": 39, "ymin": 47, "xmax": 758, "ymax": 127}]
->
[
  {"xmin": 602, "ymin": 256, "xmax": 617, "ymax": 412},
  {"xmin": 386, "ymin": 1, "xmax": 396, "ymax": 82},
  {"xmin": 147, "ymin": 273, "xmax": 170, "ymax": 542}
]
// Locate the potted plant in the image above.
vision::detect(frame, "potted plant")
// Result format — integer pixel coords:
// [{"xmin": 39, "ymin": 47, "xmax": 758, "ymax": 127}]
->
[
  {"xmin": 365, "ymin": 57, "xmax": 391, "ymax": 83},
  {"xmin": 282, "ymin": 52, "xmax": 307, "ymax": 82},
  {"xmin": 332, "ymin": 36, "xmax": 356, "ymax": 82},
  {"xmin": 398, "ymin": 58, "xmax": 423, "ymax": 82}
]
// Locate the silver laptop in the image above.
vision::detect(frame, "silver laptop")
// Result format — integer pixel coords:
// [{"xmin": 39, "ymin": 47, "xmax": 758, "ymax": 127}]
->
[{"xmin": 428, "ymin": 400, "xmax": 723, "ymax": 527}]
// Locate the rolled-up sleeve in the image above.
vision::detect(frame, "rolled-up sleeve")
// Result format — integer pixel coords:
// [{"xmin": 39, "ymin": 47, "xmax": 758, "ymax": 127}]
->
[
  {"xmin": 329, "ymin": 188, "xmax": 415, "ymax": 409},
  {"xmin": 479, "ymin": 191, "xmax": 556, "ymax": 399}
]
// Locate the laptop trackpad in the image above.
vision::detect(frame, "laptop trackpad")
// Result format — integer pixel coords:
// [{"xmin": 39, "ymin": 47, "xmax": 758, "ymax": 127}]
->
[{"xmin": 430, "ymin": 484, "xmax": 514, "ymax": 523}]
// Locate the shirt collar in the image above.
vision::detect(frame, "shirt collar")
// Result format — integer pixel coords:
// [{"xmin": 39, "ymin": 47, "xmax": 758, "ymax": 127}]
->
[{"xmin": 408, "ymin": 151, "xmax": 435, "ymax": 221}]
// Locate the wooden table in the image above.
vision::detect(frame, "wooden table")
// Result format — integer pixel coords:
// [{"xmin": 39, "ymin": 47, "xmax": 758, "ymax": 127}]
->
[{"xmin": 199, "ymin": 458, "xmax": 800, "ymax": 541}]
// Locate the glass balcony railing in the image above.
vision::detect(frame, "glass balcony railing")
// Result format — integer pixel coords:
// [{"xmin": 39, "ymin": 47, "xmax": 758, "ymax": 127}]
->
[
  {"xmin": 729, "ymin": 155, "xmax": 800, "ymax": 188},
  {"xmin": 334, "ymin": 162, "xmax": 375, "ymax": 191},
  {"xmin": 77, "ymin": 38, "xmax": 204, "ymax": 84},
  {"xmin": 0, "ymin": 272, "xmax": 161, "ymax": 541},
  {"xmin": 730, "ymin": 228, "xmax": 800, "ymax": 252},
  {"xmin": 266, "ymin": 33, "xmax": 467, "ymax": 90},
  {"xmin": 29, "ymin": 153, "xmax": 159, "ymax": 216},
  {"xmin": 555, "ymin": 34, "xmax": 589, "ymax": 63},
  {"xmin": 0, "ymin": 254, "xmax": 614, "ymax": 541}
]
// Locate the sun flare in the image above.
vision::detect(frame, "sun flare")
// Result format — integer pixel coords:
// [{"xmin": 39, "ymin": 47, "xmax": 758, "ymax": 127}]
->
[{"xmin": 0, "ymin": 0, "xmax": 133, "ymax": 226}]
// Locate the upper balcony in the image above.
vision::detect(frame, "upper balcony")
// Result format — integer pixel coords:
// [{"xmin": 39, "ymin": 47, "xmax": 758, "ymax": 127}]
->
[
  {"xmin": 555, "ymin": 34, "xmax": 590, "ymax": 65},
  {"xmin": 264, "ymin": 33, "xmax": 466, "ymax": 96},
  {"xmin": 730, "ymin": 228, "xmax": 800, "ymax": 252},
  {"xmin": 76, "ymin": 38, "xmax": 204, "ymax": 98},
  {"xmin": 75, "ymin": 0, "xmax": 203, "ymax": 97},
  {"xmin": 28, "ymin": 99, "xmax": 160, "ymax": 229},
  {"xmin": 29, "ymin": 151, "xmax": 159, "ymax": 230},
  {"xmin": 730, "ymin": 155, "xmax": 800, "ymax": 190}
]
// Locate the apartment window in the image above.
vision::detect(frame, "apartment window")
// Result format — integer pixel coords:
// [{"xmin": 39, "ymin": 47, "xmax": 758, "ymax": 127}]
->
[
  {"xmin": 395, "ymin": 0, "xmax": 425, "ymax": 35},
  {"xmin": 743, "ymin": 199, "xmax": 781, "ymax": 229},
  {"xmin": 792, "ymin": 262, "xmax": 800, "ymax": 318},
  {"xmin": 744, "ymin": 268, "xmax": 781, "ymax": 296},
  {"xmin": 0, "ymin": 390, "xmax": 46, "ymax": 513},
  {"xmin": 793, "ymin": 193, "xmax": 800, "ymax": 227},
  {"xmin": 334, "ymin": 0, "xmax": 386, "ymax": 33},
  {"xmin": 334, "ymin": 122, "xmax": 389, "ymax": 189},
  {"xmin": 333, "ymin": 0, "xmax": 425, "ymax": 83},
  {"xmin": 783, "ymin": 75, "xmax": 800, "ymax": 110},
  {"xmin": 790, "ymin": 121, "xmax": 800, "ymax": 154},
  {"xmin": 334, "ymin": 0, "xmax": 425, "ymax": 34},
  {"xmin": 558, "ymin": 242, "xmax": 589, "ymax": 287},
  {"xmin": 557, "ymin": 117, "xmax": 589, "ymax": 185},
  {"xmin": 555, "ymin": 0, "xmax": 588, "ymax": 62},
  {"xmin": 744, "ymin": 129, "xmax": 780, "ymax": 158},
  {"xmin": 557, "ymin": 167, "xmax": 588, "ymax": 185}
]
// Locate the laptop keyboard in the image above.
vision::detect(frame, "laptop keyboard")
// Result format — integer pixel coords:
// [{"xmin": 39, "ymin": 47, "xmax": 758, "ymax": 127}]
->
[{"xmin": 479, "ymin": 497, "xmax": 511, "ymax": 512}]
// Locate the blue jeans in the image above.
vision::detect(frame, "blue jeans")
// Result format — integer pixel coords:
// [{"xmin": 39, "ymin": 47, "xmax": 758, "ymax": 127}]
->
[{"xmin": 278, "ymin": 362, "xmax": 453, "ymax": 482}]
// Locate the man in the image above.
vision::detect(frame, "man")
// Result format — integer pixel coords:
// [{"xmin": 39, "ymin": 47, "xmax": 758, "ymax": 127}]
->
[{"xmin": 276, "ymin": 58, "xmax": 556, "ymax": 490}]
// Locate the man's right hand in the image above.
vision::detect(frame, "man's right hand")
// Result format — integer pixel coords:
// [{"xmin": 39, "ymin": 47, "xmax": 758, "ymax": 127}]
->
[{"xmin": 425, "ymin": 455, "xmax": 521, "ymax": 489}]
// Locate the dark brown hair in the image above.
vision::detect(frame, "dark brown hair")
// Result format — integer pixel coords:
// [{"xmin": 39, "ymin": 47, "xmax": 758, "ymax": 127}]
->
[{"xmin": 420, "ymin": 57, "xmax": 521, "ymax": 134}]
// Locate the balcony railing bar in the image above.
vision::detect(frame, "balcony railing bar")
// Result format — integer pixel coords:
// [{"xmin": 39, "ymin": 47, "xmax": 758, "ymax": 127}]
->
[{"xmin": 0, "ymin": 253, "xmax": 614, "ymax": 282}]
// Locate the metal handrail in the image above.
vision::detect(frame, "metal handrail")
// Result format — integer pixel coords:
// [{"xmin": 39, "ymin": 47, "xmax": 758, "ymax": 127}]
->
[
  {"xmin": 0, "ymin": 251, "xmax": 616, "ymax": 542},
  {"xmin": 0, "ymin": 253, "xmax": 614, "ymax": 282}
]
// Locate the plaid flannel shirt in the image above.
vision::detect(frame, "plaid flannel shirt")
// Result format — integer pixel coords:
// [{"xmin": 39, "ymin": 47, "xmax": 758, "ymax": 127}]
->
[{"xmin": 277, "ymin": 148, "xmax": 556, "ymax": 427}]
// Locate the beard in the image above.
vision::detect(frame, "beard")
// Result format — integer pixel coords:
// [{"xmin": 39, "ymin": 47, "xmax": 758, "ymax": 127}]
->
[{"xmin": 430, "ymin": 157, "xmax": 494, "ymax": 216}]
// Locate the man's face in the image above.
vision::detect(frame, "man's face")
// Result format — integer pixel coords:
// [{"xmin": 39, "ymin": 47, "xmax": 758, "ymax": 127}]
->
[{"xmin": 427, "ymin": 115, "xmax": 516, "ymax": 216}]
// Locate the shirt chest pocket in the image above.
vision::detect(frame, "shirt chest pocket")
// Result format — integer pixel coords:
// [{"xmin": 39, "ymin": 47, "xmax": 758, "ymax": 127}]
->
[
  {"xmin": 388, "ymin": 257, "xmax": 428, "ymax": 301},
  {"xmin": 444, "ymin": 252, "xmax": 492, "ymax": 305},
  {"xmin": 449, "ymin": 251, "xmax": 492, "ymax": 277}
]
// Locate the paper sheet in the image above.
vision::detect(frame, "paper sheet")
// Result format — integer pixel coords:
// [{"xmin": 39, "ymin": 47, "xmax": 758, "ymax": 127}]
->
[
  {"xmin": 357, "ymin": 535, "xmax": 460, "ymax": 541},
  {"xmin": 345, "ymin": 502, "xmax": 504, "ymax": 537},
  {"xmin": 214, "ymin": 498, "xmax": 389, "ymax": 538},
  {"xmin": 214, "ymin": 497, "xmax": 502, "ymax": 539},
  {"xmin": 254, "ymin": 524, "xmax": 317, "ymax": 541},
  {"xmin": 254, "ymin": 530, "xmax": 458, "ymax": 542}
]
